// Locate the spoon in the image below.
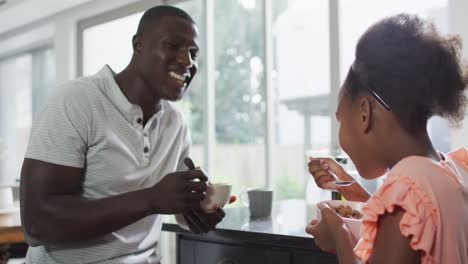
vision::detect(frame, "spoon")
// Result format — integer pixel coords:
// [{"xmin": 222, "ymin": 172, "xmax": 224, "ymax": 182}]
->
[
  {"xmin": 183, "ymin": 157, "xmax": 196, "ymax": 170},
  {"xmin": 183, "ymin": 157, "xmax": 211, "ymax": 184},
  {"xmin": 329, "ymin": 170, "xmax": 355, "ymax": 186}
]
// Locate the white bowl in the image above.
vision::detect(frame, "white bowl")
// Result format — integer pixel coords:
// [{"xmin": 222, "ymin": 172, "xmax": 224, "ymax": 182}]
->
[
  {"xmin": 200, "ymin": 183, "xmax": 232, "ymax": 212},
  {"xmin": 316, "ymin": 200, "xmax": 364, "ymax": 243}
]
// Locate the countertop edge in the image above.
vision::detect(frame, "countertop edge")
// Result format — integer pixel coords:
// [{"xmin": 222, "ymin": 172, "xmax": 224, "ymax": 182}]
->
[{"xmin": 162, "ymin": 222, "xmax": 324, "ymax": 252}]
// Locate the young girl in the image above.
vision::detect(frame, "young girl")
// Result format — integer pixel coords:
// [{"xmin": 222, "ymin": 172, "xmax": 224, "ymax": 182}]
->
[{"xmin": 307, "ymin": 14, "xmax": 468, "ymax": 263}]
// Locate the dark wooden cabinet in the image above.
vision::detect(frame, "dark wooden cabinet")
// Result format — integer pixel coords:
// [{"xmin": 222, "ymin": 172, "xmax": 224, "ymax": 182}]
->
[
  {"xmin": 169, "ymin": 231, "xmax": 338, "ymax": 264},
  {"xmin": 179, "ymin": 238, "xmax": 290, "ymax": 264},
  {"xmin": 163, "ymin": 203, "xmax": 339, "ymax": 264}
]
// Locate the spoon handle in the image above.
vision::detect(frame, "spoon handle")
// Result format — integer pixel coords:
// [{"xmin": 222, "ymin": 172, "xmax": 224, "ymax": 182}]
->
[
  {"xmin": 329, "ymin": 170, "xmax": 356, "ymax": 186},
  {"xmin": 184, "ymin": 157, "xmax": 196, "ymax": 170},
  {"xmin": 183, "ymin": 157, "xmax": 211, "ymax": 184},
  {"xmin": 334, "ymin": 181, "xmax": 355, "ymax": 186}
]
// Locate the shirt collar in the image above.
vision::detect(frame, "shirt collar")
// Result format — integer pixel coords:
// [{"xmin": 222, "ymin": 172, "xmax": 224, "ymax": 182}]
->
[{"xmin": 97, "ymin": 65, "xmax": 165, "ymax": 126}]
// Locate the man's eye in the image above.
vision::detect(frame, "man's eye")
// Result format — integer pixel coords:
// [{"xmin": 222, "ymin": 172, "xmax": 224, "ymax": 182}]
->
[
  {"xmin": 190, "ymin": 51, "xmax": 199, "ymax": 60},
  {"xmin": 166, "ymin": 42, "xmax": 179, "ymax": 49}
]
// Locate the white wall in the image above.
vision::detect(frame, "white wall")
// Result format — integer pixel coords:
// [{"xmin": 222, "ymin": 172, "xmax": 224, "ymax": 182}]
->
[
  {"xmin": 0, "ymin": 0, "xmax": 94, "ymax": 34},
  {"xmin": 448, "ymin": 0, "xmax": 468, "ymax": 149},
  {"xmin": 0, "ymin": 0, "xmax": 164, "ymax": 85}
]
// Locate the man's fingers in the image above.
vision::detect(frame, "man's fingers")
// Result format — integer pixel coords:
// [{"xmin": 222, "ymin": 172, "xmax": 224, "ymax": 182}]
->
[
  {"xmin": 183, "ymin": 170, "xmax": 208, "ymax": 181},
  {"xmin": 193, "ymin": 210, "xmax": 215, "ymax": 232},
  {"xmin": 215, "ymin": 208, "xmax": 226, "ymax": 220},
  {"xmin": 201, "ymin": 211, "xmax": 223, "ymax": 228},
  {"xmin": 183, "ymin": 212, "xmax": 202, "ymax": 234},
  {"xmin": 186, "ymin": 181, "xmax": 208, "ymax": 192},
  {"xmin": 185, "ymin": 191, "xmax": 206, "ymax": 203},
  {"xmin": 185, "ymin": 210, "xmax": 210, "ymax": 233},
  {"xmin": 187, "ymin": 209, "xmax": 225, "ymax": 234}
]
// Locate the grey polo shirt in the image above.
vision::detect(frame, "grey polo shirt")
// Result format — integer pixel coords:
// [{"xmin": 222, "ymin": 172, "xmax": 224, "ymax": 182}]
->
[{"xmin": 24, "ymin": 65, "xmax": 190, "ymax": 263}]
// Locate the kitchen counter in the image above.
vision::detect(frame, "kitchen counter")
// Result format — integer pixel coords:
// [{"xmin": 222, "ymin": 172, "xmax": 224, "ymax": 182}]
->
[
  {"xmin": 163, "ymin": 199, "xmax": 338, "ymax": 264},
  {"xmin": 0, "ymin": 209, "xmax": 23, "ymax": 244},
  {"xmin": 0, "ymin": 208, "xmax": 28, "ymax": 260}
]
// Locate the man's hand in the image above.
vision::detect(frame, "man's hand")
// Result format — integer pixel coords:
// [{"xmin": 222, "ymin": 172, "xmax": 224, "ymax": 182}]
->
[
  {"xmin": 182, "ymin": 208, "xmax": 225, "ymax": 234},
  {"xmin": 182, "ymin": 195, "xmax": 236, "ymax": 234},
  {"xmin": 149, "ymin": 169, "xmax": 208, "ymax": 214}
]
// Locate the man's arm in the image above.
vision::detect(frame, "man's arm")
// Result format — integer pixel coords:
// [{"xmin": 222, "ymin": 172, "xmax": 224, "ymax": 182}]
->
[{"xmin": 20, "ymin": 158, "xmax": 207, "ymax": 244}]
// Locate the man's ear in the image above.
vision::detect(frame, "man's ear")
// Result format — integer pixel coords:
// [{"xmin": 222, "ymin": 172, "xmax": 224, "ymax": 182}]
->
[
  {"xmin": 360, "ymin": 97, "xmax": 372, "ymax": 133},
  {"xmin": 185, "ymin": 64, "xmax": 198, "ymax": 88},
  {"xmin": 132, "ymin": 34, "xmax": 142, "ymax": 54}
]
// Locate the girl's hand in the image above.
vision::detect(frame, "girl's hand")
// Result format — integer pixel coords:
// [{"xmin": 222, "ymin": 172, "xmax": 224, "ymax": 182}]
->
[
  {"xmin": 308, "ymin": 157, "xmax": 371, "ymax": 202},
  {"xmin": 308, "ymin": 157, "xmax": 353, "ymax": 190},
  {"xmin": 306, "ymin": 203, "xmax": 351, "ymax": 253}
]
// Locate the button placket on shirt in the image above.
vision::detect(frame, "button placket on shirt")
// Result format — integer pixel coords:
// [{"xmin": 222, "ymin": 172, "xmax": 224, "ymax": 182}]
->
[
  {"xmin": 134, "ymin": 116, "xmax": 150, "ymax": 159},
  {"xmin": 136, "ymin": 110, "xmax": 162, "ymax": 164},
  {"xmin": 142, "ymin": 120, "xmax": 152, "ymax": 159}
]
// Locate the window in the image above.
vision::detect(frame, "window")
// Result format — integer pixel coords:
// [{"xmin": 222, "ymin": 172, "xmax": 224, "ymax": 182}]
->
[
  {"xmin": 0, "ymin": 47, "xmax": 55, "ymax": 185},
  {"xmin": 212, "ymin": 0, "xmax": 266, "ymax": 195},
  {"xmin": 272, "ymin": 0, "xmax": 332, "ymax": 201},
  {"xmin": 79, "ymin": 0, "xmax": 452, "ymax": 203}
]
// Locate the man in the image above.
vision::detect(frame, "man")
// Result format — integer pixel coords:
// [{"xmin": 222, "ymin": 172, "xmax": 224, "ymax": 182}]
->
[{"xmin": 20, "ymin": 6, "xmax": 227, "ymax": 264}]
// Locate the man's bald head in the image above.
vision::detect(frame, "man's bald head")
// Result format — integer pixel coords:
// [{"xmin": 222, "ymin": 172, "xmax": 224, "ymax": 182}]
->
[{"xmin": 136, "ymin": 5, "xmax": 194, "ymax": 37}]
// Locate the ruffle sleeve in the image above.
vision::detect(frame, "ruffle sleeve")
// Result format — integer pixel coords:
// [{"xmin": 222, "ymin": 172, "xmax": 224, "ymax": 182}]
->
[
  {"xmin": 354, "ymin": 175, "xmax": 438, "ymax": 264},
  {"xmin": 448, "ymin": 148, "xmax": 468, "ymax": 169}
]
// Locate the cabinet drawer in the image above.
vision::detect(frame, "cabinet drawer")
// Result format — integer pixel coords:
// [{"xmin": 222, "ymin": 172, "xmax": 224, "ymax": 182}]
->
[{"xmin": 179, "ymin": 239, "xmax": 290, "ymax": 264}]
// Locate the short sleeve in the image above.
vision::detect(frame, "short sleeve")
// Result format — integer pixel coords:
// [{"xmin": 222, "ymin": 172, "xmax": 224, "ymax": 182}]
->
[
  {"xmin": 354, "ymin": 174, "xmax": 438, "ymax": 264},
  {"xmin": 25, "ymin": 87, "xmax": 90, "ymax": 168},
  {"xmin": 448, "ymin": 148, "xmax": 468, "ymax": 169}
]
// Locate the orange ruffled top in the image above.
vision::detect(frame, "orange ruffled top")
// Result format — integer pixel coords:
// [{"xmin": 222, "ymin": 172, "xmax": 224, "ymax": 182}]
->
[{"xmin": 354, "ymin": 148, "xmax": 468, "ymax": 263}]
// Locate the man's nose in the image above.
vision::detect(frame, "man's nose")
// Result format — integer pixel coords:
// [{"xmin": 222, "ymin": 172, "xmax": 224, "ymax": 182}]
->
[{"xmin": 176, "ymin": 50, "xmax": 193, "ymax": 68}]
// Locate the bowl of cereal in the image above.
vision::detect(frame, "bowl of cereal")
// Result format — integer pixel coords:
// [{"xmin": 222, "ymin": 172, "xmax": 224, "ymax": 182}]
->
[{"xmin": 316, "ymin": 200, "xmax": 364, "ymax": 242}]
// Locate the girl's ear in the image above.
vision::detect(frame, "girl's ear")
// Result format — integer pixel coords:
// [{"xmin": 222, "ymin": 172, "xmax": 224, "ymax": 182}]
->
[{"xmin": 359, "ymin": 97, "xmax": 372, "ymax": 133}]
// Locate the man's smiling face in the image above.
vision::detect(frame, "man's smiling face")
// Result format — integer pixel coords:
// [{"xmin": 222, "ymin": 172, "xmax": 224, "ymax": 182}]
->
[{"xmin": 134, "ymin": 16, "xmax": 199, "ymax": 101}]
